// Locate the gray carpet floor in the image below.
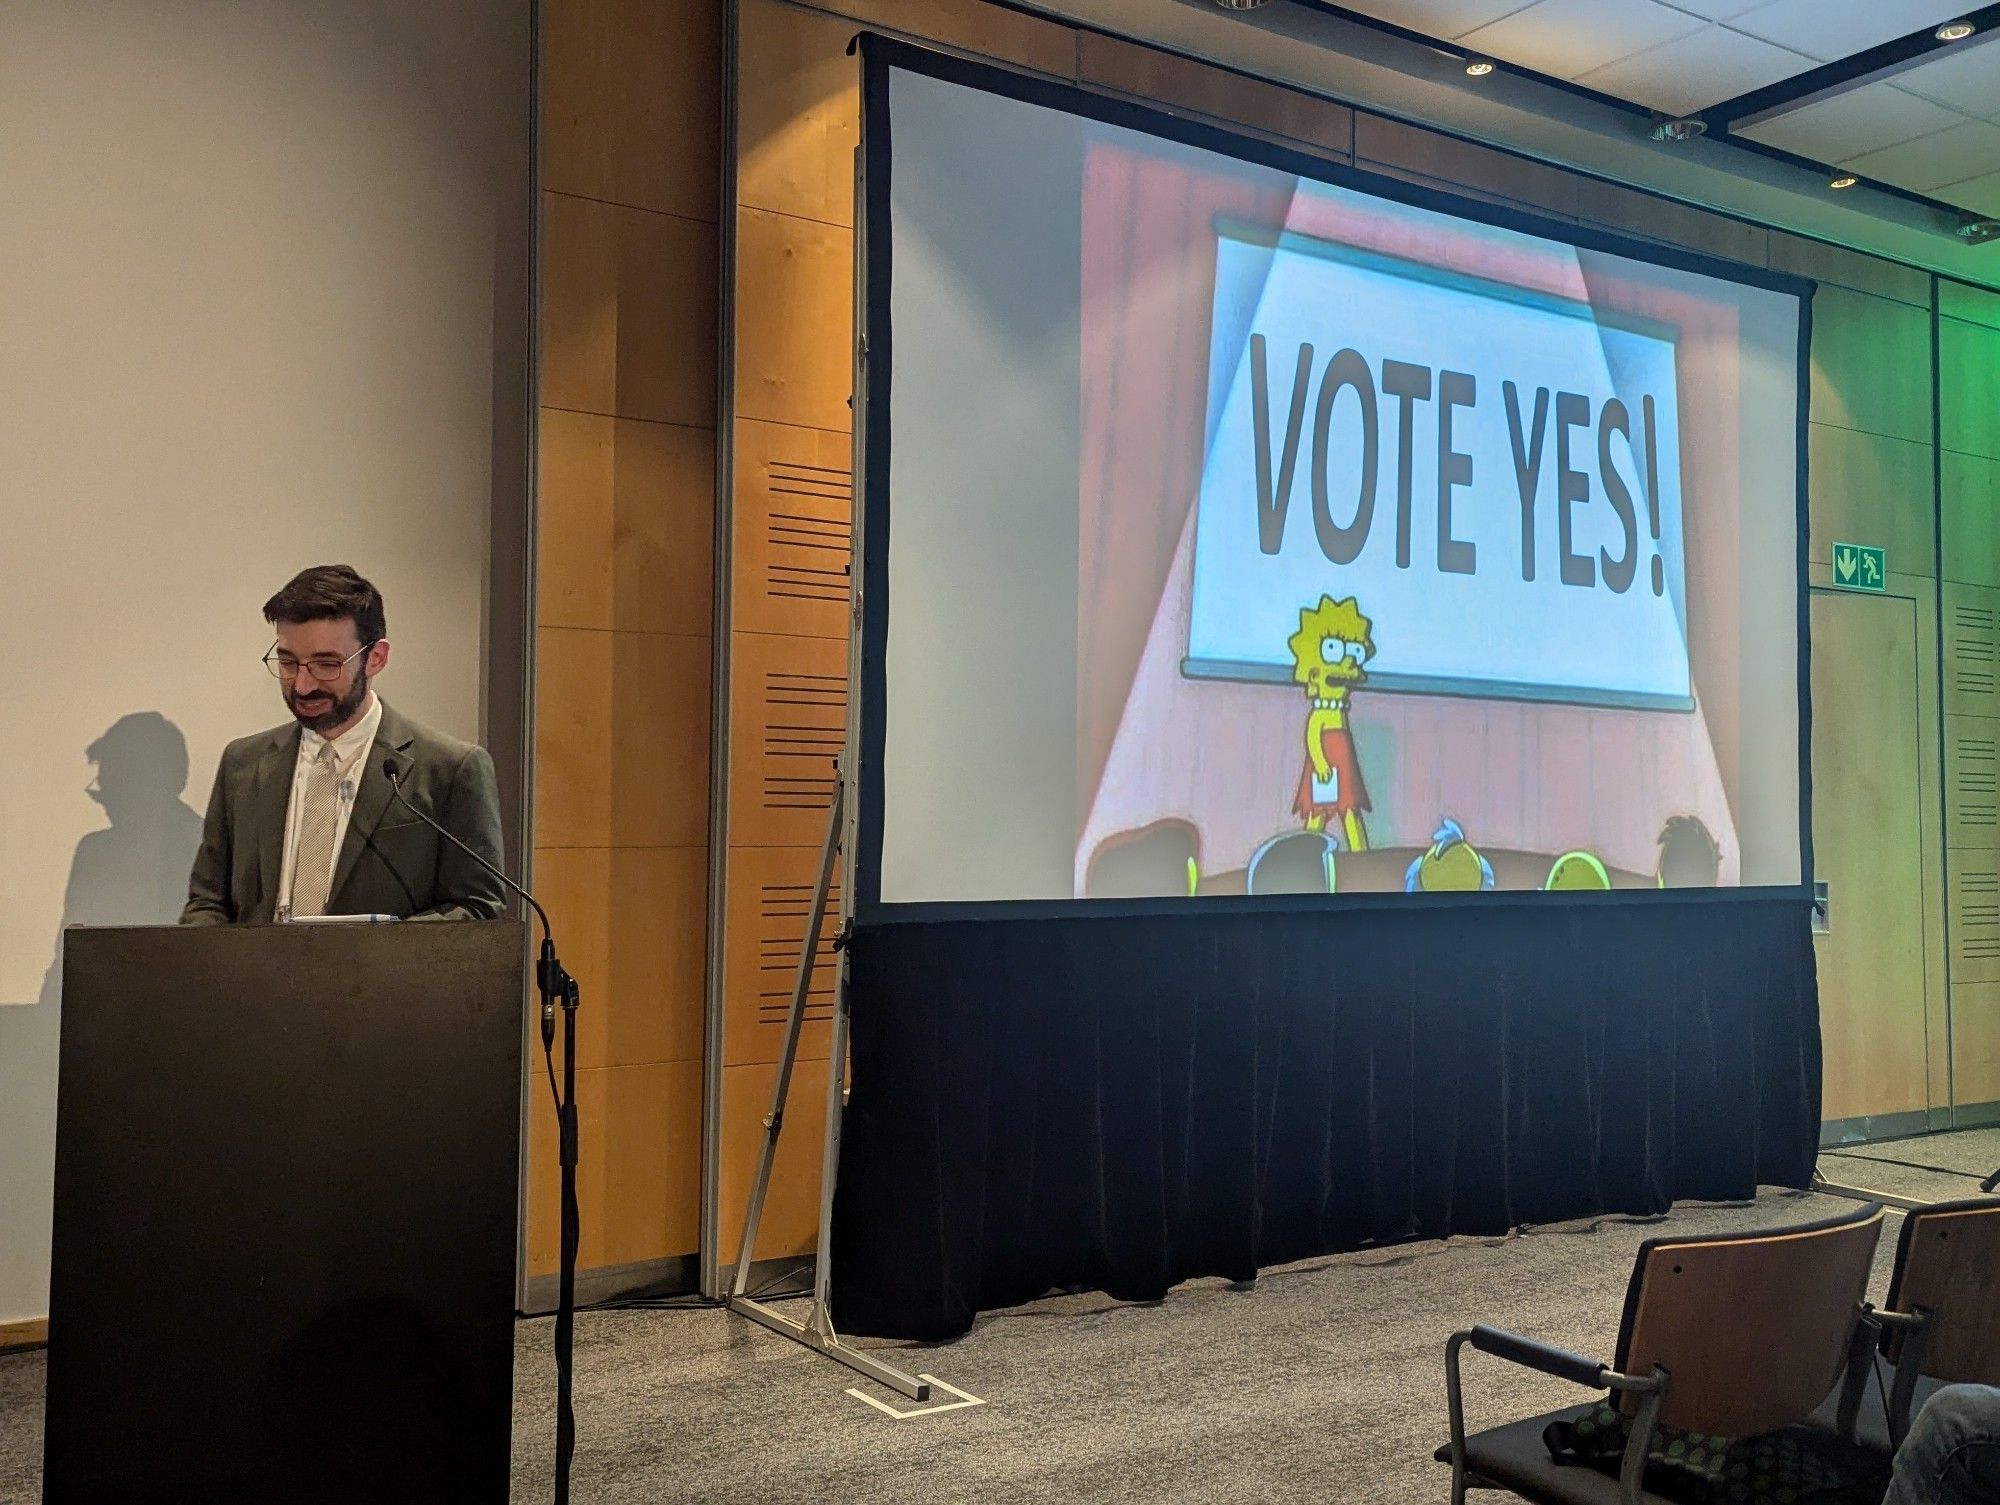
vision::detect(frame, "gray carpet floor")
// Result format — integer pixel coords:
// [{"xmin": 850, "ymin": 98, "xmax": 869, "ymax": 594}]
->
[{"xmin": 5, "ymin": 1129, "xmax": 1996, "ymax": 1504}]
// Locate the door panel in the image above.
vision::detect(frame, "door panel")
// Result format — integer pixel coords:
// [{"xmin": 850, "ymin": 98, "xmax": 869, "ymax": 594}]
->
[{"xmin": 1810, "ymin": 589, "xmax": 1929, "ymax": 1123}]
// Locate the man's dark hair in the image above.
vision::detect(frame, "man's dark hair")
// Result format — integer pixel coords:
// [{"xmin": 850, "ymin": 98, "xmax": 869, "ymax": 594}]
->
[{"xmin": 263, "ymin": 565, "xmax": 386, "ymax": 646}]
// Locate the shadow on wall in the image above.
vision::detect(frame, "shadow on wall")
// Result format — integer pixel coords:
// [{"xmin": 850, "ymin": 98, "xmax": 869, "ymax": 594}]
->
[{"xmin": 0, "ymin": 712, "xmax": 203, "ymax": 1316}]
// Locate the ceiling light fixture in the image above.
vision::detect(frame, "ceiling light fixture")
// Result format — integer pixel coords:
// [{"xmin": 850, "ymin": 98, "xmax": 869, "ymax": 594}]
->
[
  {"xmin": 1464, "ymin": 57, "xmax": 1495, "ymax": 77},
  {"xmin": 1958, "ymin": 218, "xmax": 2000, "ymax": 243},
  {"xmin": 1211, "ymin": 0, "xmax": 1273, "ymax": 10},
  {"xmin": 1936, "ymin": 20, "xmax": 1976, "ymax": 40},
  {"xmin": 1829, "ymin": 174, "xmax": 1859, "ymax": 189},
  {"xmin": 1651, "ymin": 117, "xmax": 1707, "ymax": 142}
]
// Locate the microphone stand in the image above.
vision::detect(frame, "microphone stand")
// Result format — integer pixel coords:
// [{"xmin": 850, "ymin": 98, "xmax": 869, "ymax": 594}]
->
[{"xmin": 383, "ymin": 762, "xmax": 580, "ymax": 1505}]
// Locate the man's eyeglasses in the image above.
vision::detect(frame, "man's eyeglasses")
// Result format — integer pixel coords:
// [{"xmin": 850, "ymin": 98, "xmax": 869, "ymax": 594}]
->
[{"xmin": 263, "ymin": 643, "xmax": 371, "ymax": 682}]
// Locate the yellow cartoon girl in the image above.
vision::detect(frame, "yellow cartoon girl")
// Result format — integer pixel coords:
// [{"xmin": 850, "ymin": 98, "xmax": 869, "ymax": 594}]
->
[{"xmin": 1288, "ymin": 595, "xmax": 1373, "ymax": 852}]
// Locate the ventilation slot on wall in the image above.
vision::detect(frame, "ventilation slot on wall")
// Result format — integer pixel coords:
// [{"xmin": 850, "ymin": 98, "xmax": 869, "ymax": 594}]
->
[
  {"xmin": 1956, "ymin": 735, "xmax": 2000, "ymax": 831},
  {"xmin": 765, "ymin": 460, "xmax": 852, "ymax": 606},
  {"xmin": 756, "ymin": 881, "xmax": 840, "ymax": 1026},
  {"xmin": 762, "ymin": 670, "xmax": 846, "ymax": 810},
  {"xmin": 1958, "ymin": 865, "xmax": 2000, "ymax": 965},
  {"xmin": 1949, "ymin": 603, "xmax": 1999, "ymax": 703}
]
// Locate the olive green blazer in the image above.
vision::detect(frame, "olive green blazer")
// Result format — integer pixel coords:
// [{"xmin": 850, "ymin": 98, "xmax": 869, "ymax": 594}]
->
[{"xmin": 180, "ymin": 702, "xmax": 506, "ymax": 924}]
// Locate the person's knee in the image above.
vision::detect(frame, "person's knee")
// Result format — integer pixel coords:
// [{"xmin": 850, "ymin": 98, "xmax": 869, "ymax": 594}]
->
[{"xmin": 1911, "ymin": 1384, "xmax": 2000, "ymax": 1454}]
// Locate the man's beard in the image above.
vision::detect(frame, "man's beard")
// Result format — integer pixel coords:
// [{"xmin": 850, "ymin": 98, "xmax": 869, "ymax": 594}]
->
[{"xmin": 287, "ymin": 669, "xmax": 370, "ymax": 735}]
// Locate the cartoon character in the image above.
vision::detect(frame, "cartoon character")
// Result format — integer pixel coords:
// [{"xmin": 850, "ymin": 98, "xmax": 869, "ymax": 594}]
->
[
  {"xmin": 1288, "ymin": 595, "xmax": 1373, "ymax": 850},
  {"xmin": 1655, "ymin": 815, "xmax": 1721, "ymax": 888},
  {"xmin": 1544, "ymin": 850, "xmax": 1612, "ymax": 891},
  {"xmin": 1405, "ymin": 818, "xmax": 1494, "ymax": 892}
]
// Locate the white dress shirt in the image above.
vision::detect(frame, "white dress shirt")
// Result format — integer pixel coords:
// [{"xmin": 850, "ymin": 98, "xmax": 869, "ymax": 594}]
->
[{"xmin": 277, "ymin": 694, "xmax": 383, "ymax": 920}]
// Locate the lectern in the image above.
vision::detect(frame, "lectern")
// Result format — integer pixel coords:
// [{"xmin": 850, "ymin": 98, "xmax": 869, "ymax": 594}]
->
[{"xmin": 44, "ymin": 921, "xmax": 527, "ymax": 1505}]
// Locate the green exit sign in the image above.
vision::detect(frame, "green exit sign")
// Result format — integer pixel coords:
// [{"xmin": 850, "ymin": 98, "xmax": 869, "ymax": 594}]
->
[{"xmin": 1833, "ymin": 542, "xmax": 1886, "ymax": 592}]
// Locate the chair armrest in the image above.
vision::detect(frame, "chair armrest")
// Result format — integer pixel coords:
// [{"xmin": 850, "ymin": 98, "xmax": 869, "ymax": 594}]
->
[{"xmin": 1468, "ymin": 1324, "xmax": 1609, "ymax": 1389}]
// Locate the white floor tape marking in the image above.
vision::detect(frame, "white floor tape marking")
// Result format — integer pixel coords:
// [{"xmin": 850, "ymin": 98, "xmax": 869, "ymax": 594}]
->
[{"xmin": 845, "ymin": 1374, "xmax": 987, "ymax": 1420}]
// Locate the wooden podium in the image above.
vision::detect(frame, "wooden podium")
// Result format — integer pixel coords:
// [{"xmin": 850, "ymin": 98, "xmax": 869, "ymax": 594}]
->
[{"xmin": 44, "ymin": 921, "xmax": 527, "ymax": 1504}]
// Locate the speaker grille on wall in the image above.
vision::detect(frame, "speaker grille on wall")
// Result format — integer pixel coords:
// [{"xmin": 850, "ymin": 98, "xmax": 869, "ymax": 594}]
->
[
  {"xmin": 762, "ymin": 670, "xmax": 846, "ymax": 810},
  {"xmin": 1948, "ymin": 600, "xmax": 1999, "ymax": 707},
  {"xmin": 765, "ymin": 459, "xmax": 852, "ymax": 606},
  {"xmin": 1955, "ymin": 857, "xmax": 2000, "ymax": 975},
  {"xmin": 756, "ymin": 881, "xmax": 841, "ymax": 1026},
  {"xmin": 1954, "ymin": 733, "xmax": 1999, "ymax": 832}
]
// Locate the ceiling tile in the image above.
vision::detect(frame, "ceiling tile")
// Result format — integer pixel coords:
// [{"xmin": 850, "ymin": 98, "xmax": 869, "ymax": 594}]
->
[
  {"xmin": 1844, "ymin": 116, "xmax": 2000, "ymax": 191},
  {"xmin": 1579, "ymin": 25, "xmax": 1817, "ymax": 114},
  {"xmin": 1460, "ymin": 0, "xmax": 1705, "ymax": 80},
  {"xmin": 1937, "ymin": 168, "xmax": 2000, "ymax": 217},
  {"xmin": 1739, "ymin": 77, "xmax": 1965, "ymax": 161},
  {"xmin": 1327, "ymin": 0, "xmax": 1542, "ymax": 42},
  {"xmin": 1657, "ymin": 0, "xmax": 1770, "ymax": 17},
  {"xmin": 1892, "ymin": 36, "xmax": 2000, "ymax": 121},
  {"xmin": 1726, "ymin": 0, "xmax": 1974, "ymax": 64}
]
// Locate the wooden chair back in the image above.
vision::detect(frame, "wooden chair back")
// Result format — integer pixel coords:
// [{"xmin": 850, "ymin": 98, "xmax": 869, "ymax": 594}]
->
[
  {"xmin": 1615, "ymin": 1203, "xmax": 1884, "ymax": 1437},
  {"xmin": 1886, "ymin": 1197, "xmax": 2000, "ymax": 1382}
]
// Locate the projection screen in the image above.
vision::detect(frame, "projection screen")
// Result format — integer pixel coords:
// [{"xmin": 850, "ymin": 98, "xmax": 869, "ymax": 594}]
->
[{"xmin": 855, "ymin": 43, "xmax": 1811, "ymax": 913}]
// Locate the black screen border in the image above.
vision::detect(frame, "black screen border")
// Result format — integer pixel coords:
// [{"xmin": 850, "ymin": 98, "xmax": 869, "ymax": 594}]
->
[{"xmin": 853, "ymin": 32, "xmax": 1815, "ymax": 925}]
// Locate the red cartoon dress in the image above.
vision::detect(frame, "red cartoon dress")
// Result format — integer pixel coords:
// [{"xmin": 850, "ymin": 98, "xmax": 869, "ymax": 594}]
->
[{"xmin": 1293, "ymin": 722, "xmax": 1371, "ymax": 827}]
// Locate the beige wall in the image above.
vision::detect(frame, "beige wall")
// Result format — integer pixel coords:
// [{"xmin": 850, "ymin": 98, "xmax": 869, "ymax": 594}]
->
[{"xmin": 0, "ymin": 0, "xmax": 530, "ymax": 1324}]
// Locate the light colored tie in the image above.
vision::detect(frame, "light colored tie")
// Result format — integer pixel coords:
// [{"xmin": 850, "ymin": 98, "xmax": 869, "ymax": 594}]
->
[{"xmin": 289, "ymin": 742, "xmax": 343, "ymax": 918}]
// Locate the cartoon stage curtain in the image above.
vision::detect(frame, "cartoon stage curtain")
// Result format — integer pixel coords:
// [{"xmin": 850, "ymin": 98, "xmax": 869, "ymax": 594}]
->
[{"xmin": 830, "ymin": 896, "xmax": 1819, "ymax": 1340}]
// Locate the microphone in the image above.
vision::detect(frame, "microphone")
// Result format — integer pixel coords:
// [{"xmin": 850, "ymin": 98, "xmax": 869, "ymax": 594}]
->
[
  {"xmin": 382, "ymin": 755, "xmax": 567, "ymax": 1051},
  {"xmin": 383, "ymin": 759, "xmax": 552, "ymax": 951},
  {"xmin": 381, "ymin": 754, "xmax": 583, "ymax": 1504}
]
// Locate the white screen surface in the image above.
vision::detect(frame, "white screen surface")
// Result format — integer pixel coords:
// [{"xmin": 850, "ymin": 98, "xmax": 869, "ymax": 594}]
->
[{"xmin": 873, "ymin": 63, "xmax": 1805, "ymax": 907}]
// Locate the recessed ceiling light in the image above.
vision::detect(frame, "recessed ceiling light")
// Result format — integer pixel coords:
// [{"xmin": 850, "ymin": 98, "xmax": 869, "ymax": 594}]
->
[
  {"xmin": 1937, "ymin": 20, "xmax": 1975, "ymax": 40},
  {"xmin": 1958, "ymin": 218, "xmax": 2000, "ymax": 243},
  {"xmin": 1464, "ymin": 58, "xmax": 1495, "ymax": 77},
  {"xmin": 1651, "ymin": 117, "xmax": 1707, "ymax": 142},
  {"xmin": 1830, "ymin": 173, "xmax": 1859, "ymax": 189}
]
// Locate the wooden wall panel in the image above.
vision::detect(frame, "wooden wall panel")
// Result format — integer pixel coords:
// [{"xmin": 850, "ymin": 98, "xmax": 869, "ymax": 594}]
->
[
  {"xmin": 1945, "ymin": 583, "xmax": 2000, "ymax": 719},
  {"xmin": 726, "ymin": 630, "xmax": 848, "ymax": 848},
  {"xmin": 738, "ymin": 0, "xmax": 861, "ymax": 226},
  {"xmin": 1947, "ymin": 716, "xmax": 2000, "ymax": 851},
  {"xmin": 1807, "ymin": 422, "xmax": 1934, "ymax": 576},
  {"xmin": 1949, "ymin": 848, "xmax": 2000, "ymax": 985},
  {"xmin": 722, "ymin": 843, "xmax": 840, "ymax": 1065},
  {"xmin": 820, "ymin": 0, "xmax": 1077, "ymax": 76},
  {"xmin": 1354, "ymin": 113, "xmax": 1579, "ymax": 218},
  {"xmin": 542, "ymin": 0, "xmax": 722, "ymax": 219},
  {"xmin": 1769, "ymin": 232, "xmax": 1931, "ymax": 306},
  {"xmin": 732, "ymin": 417, "xmax": 853, "ymax": 641},
  {"xmin": 1952, "ymin": 980, "xmax": 2000, "ymax": 1106},
  {"xmin": 536, "ymin": 845, "xmax": 709, "ymax": 1069},
  {"xmin": 735, "ymin": 206, "xmax": 853, "ymax": 432},
  {"xmin": 530, "ymin": 0, "xmax": 721, "ymax": 1288},
  {"xmin": 540, "ymin": 191, "xmax": 719, "ymax": 426},
  {"xmin": 1577, "ymin": 179, "xmax": 1767, "ymax": 265},
  {"xmin": 1942, "ymin": 279, "xmax": 2000, "ymax": 333},
  {"xmin": 528, "ymin": 1058, "xmax": 703, "ymax": 1271},
  {"xmin": 1944, "ymin": 451, "xmax": 2000, "ymax": 589},
  {"xmin": 534, "ymin": 625, "xmax": 618, "ymax": 849},
  {"xmin": 1941, "ymin": 316, "xmax": 2000, "ymax": 461},
  {"xmin": 538, "ymin": 409, "xmax": 716, "ymax": 635},
  {"xmin": 719, "ymin": 1059, "xmax": 831, "ymax": 1263},
  {"xmin": 1810, "ymin": 286, "xmax": 1935, "ymax": 446},
  {"xmin": 1077, "ymin": 32, "xmax": 1352, "ymax": 157}
]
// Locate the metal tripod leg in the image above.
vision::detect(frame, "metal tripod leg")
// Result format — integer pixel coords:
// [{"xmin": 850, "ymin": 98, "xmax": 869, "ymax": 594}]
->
[{"xmin": 724, "ymin": 770, "xmax": 931, "ymax": 1402}]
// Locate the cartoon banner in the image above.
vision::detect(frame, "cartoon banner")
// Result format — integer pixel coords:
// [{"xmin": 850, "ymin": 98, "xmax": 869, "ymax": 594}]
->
[{"xmin": 1186, "ymin": 223, "xmax": 1691, "ymax": 711}]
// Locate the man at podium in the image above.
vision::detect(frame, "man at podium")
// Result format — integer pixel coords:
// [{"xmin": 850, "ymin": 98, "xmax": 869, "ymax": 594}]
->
[{"xmin": 180, "ymin": 564, "xmax": 506, "ymax": 924}]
